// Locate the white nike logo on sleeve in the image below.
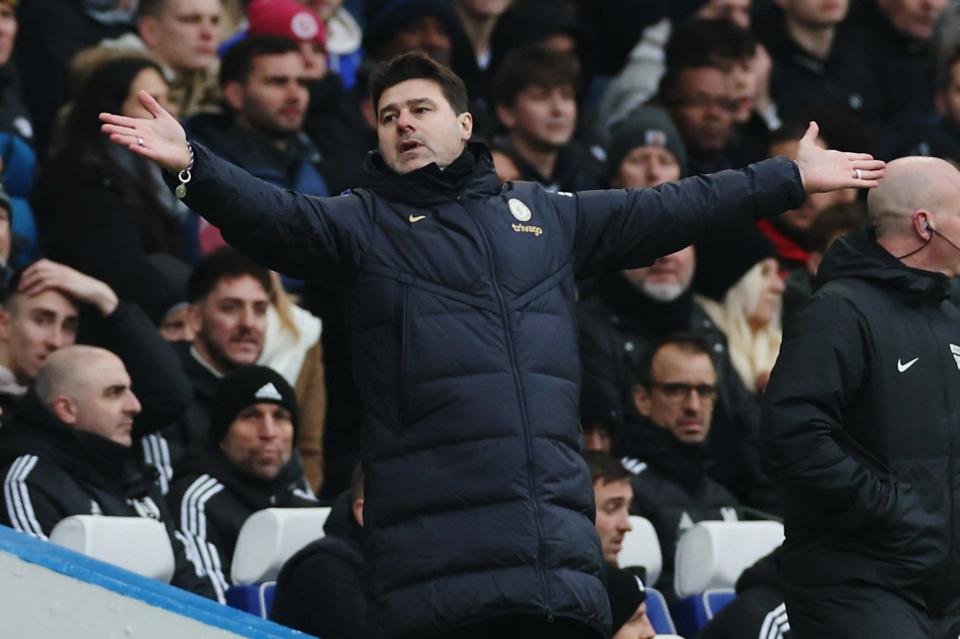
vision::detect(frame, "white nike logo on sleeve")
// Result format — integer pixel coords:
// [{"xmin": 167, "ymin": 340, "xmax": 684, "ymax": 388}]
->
[{"xmin": 897, "ymin": 357, "xmax": 919, "ymax": 372}]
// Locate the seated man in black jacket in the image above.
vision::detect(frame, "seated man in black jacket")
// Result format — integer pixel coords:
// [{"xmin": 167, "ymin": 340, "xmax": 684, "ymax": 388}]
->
[
  {"xmin": 616, "ymin": 332, "xmax": 740, "ymax": 602},
  {"xmin": 271, "ymin": 464, "xmax": 367, "ymax": 639},
  {"xmin": 168, "ymin": 365, "xmax": 316, "ymax": 603},
  {"xmin": 0, "ymin": 346, "xmax": 214, "ymax": 598}
]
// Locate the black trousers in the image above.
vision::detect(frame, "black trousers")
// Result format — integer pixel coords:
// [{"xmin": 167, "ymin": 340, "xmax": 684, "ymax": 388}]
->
[
  {"xmin": 786, "ymin": 581, "xmax": 960, "ymax": 639},
  {"xmin": 412, "ymin": 616, "xmax": 602, "ymax": 639}
]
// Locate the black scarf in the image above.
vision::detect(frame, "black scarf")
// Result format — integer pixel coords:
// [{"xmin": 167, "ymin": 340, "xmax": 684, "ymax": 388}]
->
[
  {"xmin": 613, "ymin": 415, "xmax": 712, "ymax": 493},
  {"xmin": 597, "ymin": 273, "xmax": 697, "ymax": 337},
  {"xmin": 359, "ymin": 142, "xmax": 500, "ymax": 206}
]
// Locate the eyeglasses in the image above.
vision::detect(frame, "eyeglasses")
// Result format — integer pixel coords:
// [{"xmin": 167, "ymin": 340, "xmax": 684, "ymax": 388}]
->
[{"xmin": 650, "ymin": 382, "xmax": 718, "ymax": 402}]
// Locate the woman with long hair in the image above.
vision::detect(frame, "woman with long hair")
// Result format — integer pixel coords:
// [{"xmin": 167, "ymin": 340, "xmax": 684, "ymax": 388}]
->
[
  {"xmin": 694, "ymin": 229, "xmax": 785, "ymax": 394},
  {"xmin": 36, "ymin": 54, "xmax": 193, "ymax": 321}
]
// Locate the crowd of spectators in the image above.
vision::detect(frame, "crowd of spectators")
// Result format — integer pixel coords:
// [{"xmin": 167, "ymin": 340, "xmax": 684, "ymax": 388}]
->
[{"xmin": 0, "ymin": 0, "xmax": 956, "ymax": 636}]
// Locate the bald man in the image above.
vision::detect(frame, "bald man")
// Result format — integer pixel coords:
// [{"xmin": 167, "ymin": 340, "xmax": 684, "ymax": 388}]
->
[
  {"xmin": 761, "ymin": 157, "xmax": 960, "ymax": 638},
  {"xmin": 0, "ymin": 346, "xmax": 216, "ymax": 599}
]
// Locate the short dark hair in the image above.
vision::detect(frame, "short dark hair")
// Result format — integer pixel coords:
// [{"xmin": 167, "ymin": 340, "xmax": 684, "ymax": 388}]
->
[
  {"xmin": 665, "ymin": 18, "xmax": 756, "ymax": 70},
  {"xmin": 635, "ymin": 332, "xmax": 714, "ymax": 388},
  {"xmin": 656, "ymin": 62, "xmax": 727, "ymax": 108},
  {"xmin": 584, "ymin": 451, "xmax": 630, "ymax": 485},
  {"xmin": 807, "ymin": 202, "xmax": 869, "ymax": 254},
  {"xmin": 187, "ymin": 247, "xmax": 273, "ymax": 303},
  {"xmin": 492, "ymin": 45, "xmax": 580, "ymax": 108},
  {"xmin": 369, "ymin": 51, "xmax": 468, "ymax": 115},
  {"xmin": 219, "ymin": 34, "xmax": 300, "ymax": 87}
]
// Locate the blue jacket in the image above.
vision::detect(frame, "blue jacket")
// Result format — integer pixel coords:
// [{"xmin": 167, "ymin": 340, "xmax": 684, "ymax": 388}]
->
[{"xmin": 178, "ymin": 141, "xmax": 805, "ymax": 638}]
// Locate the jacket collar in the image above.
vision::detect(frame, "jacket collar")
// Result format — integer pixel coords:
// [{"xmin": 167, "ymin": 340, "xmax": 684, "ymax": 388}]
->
[
  {"xmin": 359, "ymin": 142, "xmax": 500, "ymax": 206},
  {"xmin": 816, "ymin": 225, "xmax": 951, "ymax": 305}
]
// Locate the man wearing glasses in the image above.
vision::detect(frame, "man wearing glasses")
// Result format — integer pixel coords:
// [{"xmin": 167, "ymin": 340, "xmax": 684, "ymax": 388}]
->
[{"xmin": 614, "ymin": 332, "xmax": 740, "ymax": 603}]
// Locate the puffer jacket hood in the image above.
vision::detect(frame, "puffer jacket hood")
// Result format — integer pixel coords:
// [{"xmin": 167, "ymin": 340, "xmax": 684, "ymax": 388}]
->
[{"xmin": 816, "ymin": 225, "xmax": 950, "ymax": 305}]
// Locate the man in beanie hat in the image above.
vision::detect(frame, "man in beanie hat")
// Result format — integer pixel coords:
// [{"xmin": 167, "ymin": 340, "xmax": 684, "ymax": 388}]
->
[
  {"xmin": 168, "ymin": 365, "xmax": 317, "ymax": 602},
  {"xmin": 605, "ymin": 107, "xmax": 687, "ymax": 189},
  {"xmin": 606, "ymin": 566, "xmax": 655, "ymax": 639}
]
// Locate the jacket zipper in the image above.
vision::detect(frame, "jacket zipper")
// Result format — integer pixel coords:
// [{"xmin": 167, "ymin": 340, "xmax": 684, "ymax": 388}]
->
[{"xmin": 465, "ymin": 199, "xmax": 554, "ymax": 621}]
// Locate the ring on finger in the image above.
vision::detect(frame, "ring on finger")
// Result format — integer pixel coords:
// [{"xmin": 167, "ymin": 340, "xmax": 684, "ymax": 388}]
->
[
  {"xmin": 137, "ymin": 137, "xmax": 145, "ymax": 147},
  {"xmin": 854, "ymin": 168, "xmax": 863, "ymax": 180}
]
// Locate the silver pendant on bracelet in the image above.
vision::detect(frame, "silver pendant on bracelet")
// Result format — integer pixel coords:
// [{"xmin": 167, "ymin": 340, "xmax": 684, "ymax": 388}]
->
[{"xmin": 175, "ymin": 168, "xmax": 191, "ymax": 199}]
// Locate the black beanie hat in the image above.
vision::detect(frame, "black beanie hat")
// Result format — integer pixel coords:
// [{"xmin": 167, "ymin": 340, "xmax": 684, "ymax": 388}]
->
[
  {"xmin": 693, "ymin": 226, "xmax": 778, "ymax": 302},
  {"xmin": 606, "ymin": 107, "xmax": 688, "ymax": 179},
  {"xmin": 210, "ymin": 366, "xmax": 299, "ymax": 444},
  {"xmin": 607, "ymin": 566, "xmax": 647, "ymax": 631}
]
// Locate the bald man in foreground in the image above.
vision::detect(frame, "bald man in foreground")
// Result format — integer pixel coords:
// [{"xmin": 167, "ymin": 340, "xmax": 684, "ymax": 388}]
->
[
  {"xmin": 0, "ymin": 346, "xmax": 216, "ymax": 598},
  {"xmin": 761, "ymin": 157, "xmax": 960, "ymax": 638}
]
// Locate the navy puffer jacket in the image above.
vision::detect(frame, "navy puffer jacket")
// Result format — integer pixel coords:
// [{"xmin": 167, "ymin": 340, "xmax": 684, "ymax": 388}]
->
[{"xmin": 178, "ymin": 142, "xmax": 804, "ymax": 638}]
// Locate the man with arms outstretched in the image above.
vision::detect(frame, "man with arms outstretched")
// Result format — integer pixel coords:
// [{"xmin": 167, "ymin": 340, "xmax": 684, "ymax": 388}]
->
[
  {"xmin": 100, "ymin": 52, "xmax": 881, "ymax": 639},
  {"xmin": 763, "ymin": 156, "xmax": 960, "ymax": 638}
]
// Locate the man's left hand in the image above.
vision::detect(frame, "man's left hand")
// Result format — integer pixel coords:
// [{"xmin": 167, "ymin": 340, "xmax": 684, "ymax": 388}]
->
[{"xmin": 795, "ymin": 121, "xmax": 885, "ymax": 194}]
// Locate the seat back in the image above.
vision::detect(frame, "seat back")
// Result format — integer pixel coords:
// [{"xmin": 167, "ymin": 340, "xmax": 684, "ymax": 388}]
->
[
  {"xmin": 226, "ymin": 581, "xmax": 277, "ymax": 618},
  {"xmin": 231, "ymin": 507, "xmax": 330, "ymax": 585},
  {"xmin": 49, "ymin": 515, "xmax": 174, "ymax": 582},
  {"xmin": 674, "ymin": 521, "xmax": 783, "ymax": 597},
  {"xmin": 703, "ymin": 588, "xmax": 736, "ymax": 617},
  {"xmin": 645, "ymin": 587, "xmax": 677, "ymax": 635},
  {"xmin": 619, "ymin": 515, "xmax": 662, "ymax": 586}
]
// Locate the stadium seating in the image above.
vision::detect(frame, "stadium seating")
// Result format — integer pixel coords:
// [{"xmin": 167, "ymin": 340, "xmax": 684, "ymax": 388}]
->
[
  {"xmin": 49, "ymin": 515, "xmax": 175, "ymax": 583},
  {"xmin": 226, "ymin": 507, "xmax": 330, "ymax": 617},
  {"xmin": 645, "ymin": 587, "xmax": 678, "ymax": 635},
  {"xmin": 231, "ymin": 506, "xmax": 331, "ymax": 585},
  {"xmin": 619, "ymin": 515, "xmax": 663, "ymax": 585},
  {"xmin": 671, "ymin": 521, "xmax": 784, "ymax": 637},
  {"xmin": 226, "ymin": 581, "xmax": 276, "ymax": 619}
]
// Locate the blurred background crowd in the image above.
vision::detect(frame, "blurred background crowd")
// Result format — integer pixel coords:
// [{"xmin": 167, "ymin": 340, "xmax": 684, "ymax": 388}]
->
[{"xmin": 0, "ymin": 0, "xmax": 957, "ymax": 637}]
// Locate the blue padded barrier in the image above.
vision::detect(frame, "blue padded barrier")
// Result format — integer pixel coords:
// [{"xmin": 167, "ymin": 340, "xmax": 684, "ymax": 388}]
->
[{"xmin": 0, "ymin": 524, "xmax": 305, "ymax": 638}]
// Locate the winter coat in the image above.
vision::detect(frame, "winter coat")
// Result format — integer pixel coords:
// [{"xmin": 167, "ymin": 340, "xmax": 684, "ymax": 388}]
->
[
  {"xmin": 172, "ymin": 138, "xmax": 805, "ymax": 638},
  {"xmin": 137, "ymin": 338, "xmax": 214, "ymax": 494},
  {"xmin": 271, "ymin": 491, "xmax": 367, "ymax": 639},
  {"xmin": 36, "ymin": 143, "xmax": 194, "ymax": 320},
  {"xmin": 763, "ymin": 225, "xmax": 960, "ymax": 615},
  {"xmin": 576, "ymin": 274, "xmax": 776, "ymax": 508},
  {"xmin": 167, "ymin": 447, "xmax": 317, "ymax": 602},
  {"xmin": 0, "ymin": 392, "xmax": 215, "ymax": 599},
  {"xmin": 186, "ymin": 112, "xmax": 329, "ymax": 196},
  {"xmin": 614, "ymin": 417, "xmax": 740, "ymax": 601}
]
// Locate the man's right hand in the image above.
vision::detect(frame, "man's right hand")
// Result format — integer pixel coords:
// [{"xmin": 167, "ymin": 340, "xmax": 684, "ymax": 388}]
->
[
  {"xmin": 99, "ymin": 91, "xmax": 191, "ymax": 172},
  {"xmin": 18, "ymin": 260, "xmax": 119, "ymax": 317}
]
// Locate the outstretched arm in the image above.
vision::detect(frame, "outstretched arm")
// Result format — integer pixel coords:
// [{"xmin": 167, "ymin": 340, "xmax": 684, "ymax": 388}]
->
[
  {"xmin": 572, "ymin": 122, "xmax": 884, "ymax": 277},
  {"xmin": 99, "ymin": 92, "xmax": 373, "ymax": 281}
]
